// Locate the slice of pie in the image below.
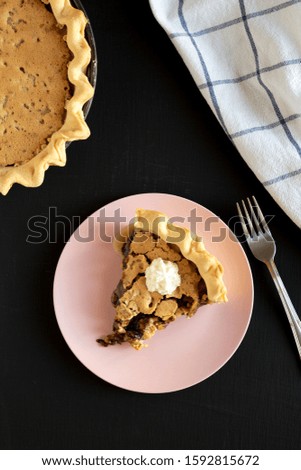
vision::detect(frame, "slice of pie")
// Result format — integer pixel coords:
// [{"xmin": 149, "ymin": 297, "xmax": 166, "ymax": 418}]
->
[
  {"xmin": 0, "ymin": 0, "xmax": 95, "ymax": 194},
  {"xmin": 98, "ymin": 209, "xmax": 228, "ymax": 350}
]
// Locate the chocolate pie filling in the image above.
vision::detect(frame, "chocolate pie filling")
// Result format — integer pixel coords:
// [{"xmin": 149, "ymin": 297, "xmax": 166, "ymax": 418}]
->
[{"xmin": 98, "ymin": 230, "xmax": 209, "ymax": 349}]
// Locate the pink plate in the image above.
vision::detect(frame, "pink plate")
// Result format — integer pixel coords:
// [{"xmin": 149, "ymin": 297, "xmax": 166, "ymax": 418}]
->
[{"xmin": 53, "ymin": 193, "xmax": 253, "ymax": 393}]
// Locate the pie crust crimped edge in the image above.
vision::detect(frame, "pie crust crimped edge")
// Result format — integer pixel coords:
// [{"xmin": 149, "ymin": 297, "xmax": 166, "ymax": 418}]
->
[
  {"xmin": 114, "ymin": 208, "xmax": 228, "ymax": 304},
  {"xmin": 0, "ymin": 0, "xmax": 94, "ymax": 195}
]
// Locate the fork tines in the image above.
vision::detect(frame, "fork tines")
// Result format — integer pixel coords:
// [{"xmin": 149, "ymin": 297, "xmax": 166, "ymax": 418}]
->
[{"xmin": 236, "ymin": 195, "xmax": 271, "ymax": 239}]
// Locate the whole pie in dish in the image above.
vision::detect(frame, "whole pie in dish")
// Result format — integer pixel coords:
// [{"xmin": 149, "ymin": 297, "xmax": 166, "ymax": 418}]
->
[
  {"xmin": 0, "ymin": 0, "xmax": 94, "ymax": 194},
  {"xmin": 98, "ymin": 209, "xmax": 228, "ymax": 350}
]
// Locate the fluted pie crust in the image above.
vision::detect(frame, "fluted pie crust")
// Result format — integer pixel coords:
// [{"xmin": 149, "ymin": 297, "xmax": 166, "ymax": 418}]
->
[
  {"xmin": 0, "ymin": 0, "xmax": 94, "ymax": 194},
  {"xmin": 98, "ymin": 209, "xmax": 228, "ymax": 350}
]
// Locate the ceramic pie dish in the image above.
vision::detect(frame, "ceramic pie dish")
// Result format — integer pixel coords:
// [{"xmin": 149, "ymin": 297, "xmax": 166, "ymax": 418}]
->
[{"xmin": 0, "ymin": 0, "xmax": 96, "ymax": 194}]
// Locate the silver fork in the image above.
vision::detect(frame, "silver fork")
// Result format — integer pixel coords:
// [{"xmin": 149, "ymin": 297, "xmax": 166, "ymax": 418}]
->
[{"xmin": 237, "ymin": 196, "xmax": 301, "ymax": 360}]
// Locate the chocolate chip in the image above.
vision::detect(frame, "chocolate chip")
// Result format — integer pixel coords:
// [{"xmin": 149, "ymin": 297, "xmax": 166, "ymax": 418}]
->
[{"xmin": 111, "ymin": 280, "xmax": 125, "ymax": 306}]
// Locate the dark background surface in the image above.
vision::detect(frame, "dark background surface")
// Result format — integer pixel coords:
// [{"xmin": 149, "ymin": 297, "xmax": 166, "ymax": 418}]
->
[{"xmin": 1, "ymin": 0, "xmax": 300, "ymax": 450}]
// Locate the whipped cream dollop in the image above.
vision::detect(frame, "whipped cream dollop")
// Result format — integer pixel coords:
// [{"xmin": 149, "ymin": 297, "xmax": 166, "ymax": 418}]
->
[{"xmin": 145, "ymin": 257, "xmax": 181, "ymax": 295}]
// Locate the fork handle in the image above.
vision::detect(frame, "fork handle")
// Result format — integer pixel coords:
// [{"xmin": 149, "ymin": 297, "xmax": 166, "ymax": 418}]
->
[{"xmin": 266, "ymin": 259, "xmax": 301, "ymax": 360}]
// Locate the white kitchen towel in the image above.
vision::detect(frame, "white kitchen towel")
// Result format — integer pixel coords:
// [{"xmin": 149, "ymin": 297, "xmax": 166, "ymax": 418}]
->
[{"xmin": 149, "ymin": 0, "xmax": 301, "ymax": 228}]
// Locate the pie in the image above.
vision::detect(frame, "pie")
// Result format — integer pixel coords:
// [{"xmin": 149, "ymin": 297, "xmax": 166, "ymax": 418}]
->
[
  {"xmin": 0, "ymin": 0, "xmax": 94, "ymax": 194},
  {"xmin": 98, "ymin": 209, "xmax": 228, "ymax": 350}
]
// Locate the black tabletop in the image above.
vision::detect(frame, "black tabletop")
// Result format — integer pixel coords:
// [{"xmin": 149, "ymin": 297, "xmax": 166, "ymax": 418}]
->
[{"xmin": 1, "ymin": 0, "xmax": 300, "ymax": 451}]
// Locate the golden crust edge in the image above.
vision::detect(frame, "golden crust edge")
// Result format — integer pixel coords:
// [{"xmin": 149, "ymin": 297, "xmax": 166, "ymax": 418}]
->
[
  {"xmin": 0, "ymin": 0, "xmax": 95, "ymax": 195},
  {"xmin": 114, "ymin": 208, "xmax": 228, "ymax": 304}
]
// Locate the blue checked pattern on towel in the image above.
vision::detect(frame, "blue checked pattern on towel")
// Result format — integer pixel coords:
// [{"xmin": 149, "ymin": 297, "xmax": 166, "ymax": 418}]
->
[{"xmin": 149, "ymin": 0, "xmax": 301, "ymax": 228}]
